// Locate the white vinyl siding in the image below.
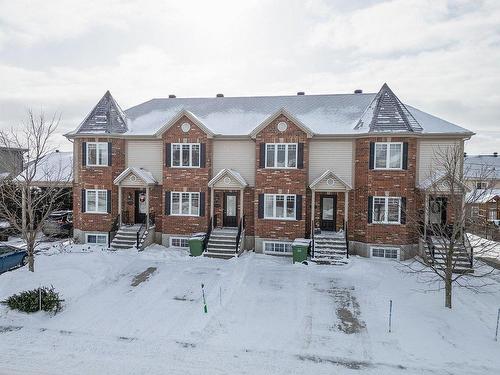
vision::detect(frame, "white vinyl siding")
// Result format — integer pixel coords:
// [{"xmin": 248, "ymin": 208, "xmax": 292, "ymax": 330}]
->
[
  {"xmin": 373, "ymin": 197, "xmax": 401, "ymax": 224},
  {"xmin": 264, "ymin": 194, "xmax": 296, "ymax": 220},
  {"xmin": 86, "ymin": 189, "xmax": 107, "ymax": 213},
  {"xmin": 213, "ymin": 140, "xmax": 255, "ymax": 186},
  {"xmin": 309, "ymin": 140, "xmax": 353, "ymax": 187},
  {"xmin": 418, "ymin": 139, "xmax": 461, "ymax": 185},
  {"xmin": 374, "ymin": 142, "xmax": 403, "ymax": 170},
  {"xmin": 85, "ymin": 233, "xmax": 108, "ymax": 245},
  {"xmin": 263, "ymin": 241, "xmax": 293, "ymax": 255},
  {"xmin": 265, "ymin": 143, "xmax": 297, "ymax": 168},
  {"xmin": 86, "ymin": 142, "xmax": 108, "ymax": 166},
  {"xmin": 171, "ymin": 192, "xmax": 199, "ymax": 216},
  {"xmin": 371, "ymin": 246, "xmax": 400, "ymax": 260},
  {"xmin": 126, "ymin": 140, "xmax": 163, "ymax": 181}
]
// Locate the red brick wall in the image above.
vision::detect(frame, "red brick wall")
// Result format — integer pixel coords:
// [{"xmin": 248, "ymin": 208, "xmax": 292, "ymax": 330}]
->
[
  {"xmin": 73, "ymin": 138, "xmax": 125, "ymax": 232},
  {"xmin": 351, "ymin": 137, "xmax": 418, "ymax": 245},
  {"xmin": 254, "ymin": 115, "xmax": 308, "ymax": 240},
  {"xmin": 162, "ymin": 116, "xmax": 211, "ymax": 235}
]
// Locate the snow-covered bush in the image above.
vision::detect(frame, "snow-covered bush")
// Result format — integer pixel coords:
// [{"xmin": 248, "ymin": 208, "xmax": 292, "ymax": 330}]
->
[{"xmin": 1, "ymin": 286, "xmax": 64, "ymax": 314}]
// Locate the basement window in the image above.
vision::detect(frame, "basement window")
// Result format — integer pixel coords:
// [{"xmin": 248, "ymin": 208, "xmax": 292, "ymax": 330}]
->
[
  {"xmin": 86, "ymin": 233, "xmax": 108, "ymax": 245},
  {"xmin": 371, "ymin": 246, "xmax": 399, "ymax": 260},
  {"xmin": 263, "ymin": 241, "xmax": 293, "ymax": 255},
  {"xmin": 170, "ymin": 237, "xmax": 189, "ymax": 248}
]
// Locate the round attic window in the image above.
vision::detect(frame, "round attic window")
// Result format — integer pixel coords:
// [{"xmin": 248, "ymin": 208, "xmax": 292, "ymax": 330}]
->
[
  {"xmin": 130, "ymin": 175, "xmax": 137, "ymax": 182},
  {"xmin": 181, "ymin": 122, "xmax": 191, "ymax": 132},
  {"xmin": 277, "ymin": 121, "xmax": 288, "ymax": 132},
  {"xmin": 326, "ymin": 178, "xmax": 335, "ymax": 186},
  {"xmin": 223, "ymin": 176, "xmax": 231, "ymax": 185}
]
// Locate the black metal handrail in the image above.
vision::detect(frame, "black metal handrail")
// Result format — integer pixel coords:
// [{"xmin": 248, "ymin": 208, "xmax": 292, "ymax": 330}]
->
[
  {"xmin": 108, "ymin": 214, "xmax": 120, "ymax": 248},
  {"xmin": 136, "ymin": 216, "xmax": 147, "ymax": 249},
  {"xmin": 235, "ymin": 215, "xmax": 245, "ymax": 252},
  {"xmin": 463, "ymin": 231, "xmax": 474, "ymax": 268},
  {"xmin": 203, "ymin": 216, "xmax": 213, "ymax": 252}
]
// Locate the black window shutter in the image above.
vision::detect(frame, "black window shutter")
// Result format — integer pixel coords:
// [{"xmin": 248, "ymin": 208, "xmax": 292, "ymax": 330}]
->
[
  {"xmin": 400, "ymin": 197, "xmax": 407, "ymax": 224},
  {"xmin": 81, "ymin": 189, "xmax": 86, "ymax": 213},
  {"xmin": 82, "ymin": 142, "xmax": 87, "ymax": 166},
  {"xmin": 369, "ymin": 142, "xmax": 375, "ymax": 170},
  {"xmin": 199, "ymin": 192, "xmax": 205, "ymax": 216},
  {"xmin": 297, "ymin": 143, "xmax": 304, "ymax": 169},
  {"xmin": 200, "ymin": 143, "xmax": 206, "ymax": 168},
  {"xmin": 368, "ymin": 196, "xmax": 373, "ymax": 223},
  {"xmin": 165, "ymin": 143, "xmax": 171, "ymax": 167},
  {"xmin": 258, "ymin": 194, "xmax": 264, "ymax": 218},
  {"xmin": 107, "ymin": 190, "xmax": 112, "ymax": 213},
  {"xmin": 107, "ymin": 142, "xmax": 112, "ymax": 166},
  {"xmin": 295, "ymin": 195, "xmax": 302, "ymax": 220},
  {"xmin": 259, "ymin": 143, "xmax": 266, "ymax": 168},
  {"xmin": 402, "ymin": 142, "xmax": 409, "ymax": 170},
  {"xmin": 165, "ymin": 191, "xmax": 170, "ymax": 215}
]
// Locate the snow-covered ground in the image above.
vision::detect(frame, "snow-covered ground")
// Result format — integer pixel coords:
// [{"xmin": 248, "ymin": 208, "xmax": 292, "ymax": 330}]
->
[{"xmin": 0, "ymin": 244, "xmax": 499, "ymax": 375}]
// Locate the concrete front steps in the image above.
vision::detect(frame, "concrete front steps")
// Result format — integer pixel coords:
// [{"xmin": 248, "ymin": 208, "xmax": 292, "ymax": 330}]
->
[
  {"xmin": 424, "ymin": 236, "xmax": 473, "ymax": 274},
  {"xmin": 204, "ymin": 228, "xmax": 239, "ymax": 260},
  {"xmin": 311, "ymin": 231, "xmax": 349, "ymax": 265},
  {"xmin": 110, "ymin": 225, "xmax": 142, "ymax": 250}
]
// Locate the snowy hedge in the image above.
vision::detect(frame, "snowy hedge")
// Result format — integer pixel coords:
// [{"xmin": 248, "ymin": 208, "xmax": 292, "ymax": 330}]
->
[{"xmin": 1, "ymin": 286, "xmax": 64, "ymax": 314}]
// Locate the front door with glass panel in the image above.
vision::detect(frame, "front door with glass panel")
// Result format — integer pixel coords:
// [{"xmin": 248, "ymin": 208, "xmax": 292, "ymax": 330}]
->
[
  {"xmin": 135, "ymin": 190, "xmax": 147, "ymax": 224},
  {"xmin": 223, "ymin": 193, "xmax": 237, "ymax": 227},
  {"xmin": 320, "ymin": 195, "xmax": 336, "ymax": 231},
  {"xmin": 429, "ymin": 197, "xmax": 447, "ymax": 226}
]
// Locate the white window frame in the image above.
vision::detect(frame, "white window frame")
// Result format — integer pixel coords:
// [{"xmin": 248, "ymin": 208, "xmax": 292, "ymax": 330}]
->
[
  {"xmin": 169, "ymin": 237, "xmax": 189, "ymax": 248},
  {"xmin": 374, "ymin": 142, "xmax": 403, "ymax": 170},
  {"xmin": 171, "ymin": 143, "xmax": 201, "ymax": 168},
  {"xmin": 264, "ymin": 194, "xmax": 296, "ymax": 220},
  {"xmin": 265, "ymin": 143, "xmax": 298, "ymax": 169},
  {"xmin": 488, "ymin": 208, "xmax": 497, "ymax": 221},
  {"xmin": 85, "ymin": 233, "xmax": 108, "ymax": 245},
  {"xmin": 370, "ymin": 246, "xmax": 400, "ymax": 260},
  {"xmin": 85, "ymin": 189, "xmax": 108, "ymax": 214},
  {"xmin": 263, "ymin": 241, "xmax": 293, "ymax": 255},
  {"xmin": 170, "ymin": 192, "xmax": 200, "ymax": 216},
  {"xmin": 372, "ymin": 196, "xmax": 401, "ymax": 224},
  {"xmin": 86, "ymin": 142, "xmax": 109, "ymax": 167},
  {"xmin": 476, "ymin": 181, "xmax": 488, "ymax": 190}
]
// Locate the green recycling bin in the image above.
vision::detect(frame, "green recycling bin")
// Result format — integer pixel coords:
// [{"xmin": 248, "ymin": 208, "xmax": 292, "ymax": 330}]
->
[
  {"xmin": 189, "ymin": 234, "xmax": 205, "ymax": 257},
  {"xmin": 292, "ymin": 239, "xmax": 310, "ymax": 264}
]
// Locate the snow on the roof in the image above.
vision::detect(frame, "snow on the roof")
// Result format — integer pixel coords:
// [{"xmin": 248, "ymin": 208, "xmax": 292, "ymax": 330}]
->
[
  {"xmin": 464, "ymin": 155, "xmax": 500, "ymax": 180},
  {"xmin": 17, "ymin": 151, "xmax": 73, "ymax": 184},
  {"xmin": 406, "ymin": 106, "xmax": 470, "ymax": 134},
  {"xmin": 467, "ymin": 189, "xmax": 500, "ymax": 204},
  {"xmin": 114, "ymin": 167, "xmax": 157, "ymax": 185}
]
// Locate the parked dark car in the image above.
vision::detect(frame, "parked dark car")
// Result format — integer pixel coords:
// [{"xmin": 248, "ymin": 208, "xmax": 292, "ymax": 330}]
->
[
  {"xmin": 42, "ymin": 210, "xmax": 73, "ymax": 238},
  {"xmin": 0, "ymin": 245, "xmax": 28, "ymax": 273}
]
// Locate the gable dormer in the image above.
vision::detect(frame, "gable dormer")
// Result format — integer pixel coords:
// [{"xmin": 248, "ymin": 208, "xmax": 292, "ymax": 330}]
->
[{"xmin": 77, "ymin": 91, "xmax": 128, "ymax": 134}]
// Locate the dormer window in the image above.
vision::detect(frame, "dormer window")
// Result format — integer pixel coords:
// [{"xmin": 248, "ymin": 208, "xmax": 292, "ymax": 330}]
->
[{"xmin": 86, "ymin": 142, "xmax": 109, "ymax": 166}]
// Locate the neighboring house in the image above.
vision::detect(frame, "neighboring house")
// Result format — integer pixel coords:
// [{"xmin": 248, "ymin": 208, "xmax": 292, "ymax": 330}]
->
[
  {"xmin": 0, "ymin": 147, "xmax": 26, "ymax": 179},
  {"xmin": 18, "ymin": 150, "xmax": 74, "ymax": 211},
  {"xmin": 464, "ymin": 153, "xmax": 500, "ymax": 222},
  {"xmin": 65, "ymin": 83, "xmax": 473, "ymax": 262}
]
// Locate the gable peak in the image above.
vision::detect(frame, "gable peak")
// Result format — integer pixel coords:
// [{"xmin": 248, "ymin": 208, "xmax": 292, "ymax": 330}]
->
[{"xmin": 77, "ymin": 91, "xmax": 128, "ymax": 134}]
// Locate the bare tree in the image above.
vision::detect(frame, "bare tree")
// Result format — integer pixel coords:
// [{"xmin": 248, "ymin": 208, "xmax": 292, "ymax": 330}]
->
[
  {"xmin": 403, "ymin": 144, "xmax": 497, "ymax": 309},
  {"xmin": 0, "ymin": 110, "xmax": 71, "ymax": 272}
]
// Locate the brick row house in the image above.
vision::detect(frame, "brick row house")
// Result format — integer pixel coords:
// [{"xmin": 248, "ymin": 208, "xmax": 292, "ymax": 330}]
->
[{"xmin": 66, "ymin": 84, "xmax": 474, "ymax": 262}]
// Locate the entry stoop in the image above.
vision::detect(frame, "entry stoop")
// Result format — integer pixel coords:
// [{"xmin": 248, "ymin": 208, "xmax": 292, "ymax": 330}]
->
[
  {"xmin": 311, "ymin": 231, "xmax": 349, "ymax": 265},
  {"xmin": 204, "ymin": 228, "xmax": 239, "ymax": 259}
]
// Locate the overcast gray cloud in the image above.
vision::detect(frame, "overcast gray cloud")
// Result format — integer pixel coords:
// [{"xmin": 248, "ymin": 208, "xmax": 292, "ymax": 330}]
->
[{"xmin": 0, "ymin": 0, "xmax": 499, "ymax": 152}]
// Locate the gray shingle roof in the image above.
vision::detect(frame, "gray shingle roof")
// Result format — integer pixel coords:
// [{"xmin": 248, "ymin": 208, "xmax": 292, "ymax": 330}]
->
[
  {"xmin": 464, "ymin": 155, "xmax": 500, "ymax": 180},
  {"xmin": 69, "ymin": 84, "xmax": 472, "ymax": 137},
  {"xmin": 77, "ymin": 91, "xmax": 128, "ymax": 134}
]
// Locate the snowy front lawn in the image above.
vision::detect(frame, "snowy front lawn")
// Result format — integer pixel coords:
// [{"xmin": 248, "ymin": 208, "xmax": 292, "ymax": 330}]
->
[{"xmin": 0, "ymin": 245, "xmax": 499, "ymax": 375}]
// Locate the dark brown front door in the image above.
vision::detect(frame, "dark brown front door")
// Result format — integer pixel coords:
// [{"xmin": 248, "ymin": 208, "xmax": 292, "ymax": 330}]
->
[
  {"xmin": 223, "ymin": 192, "xmax": 238, "ymax": 227},
  {"xmin": 320, "ymin": 195, "xmax": 336, "ymax": 231},
  {"xmin": 134, "ymin": 190, "xmax": 147, "ymax": 224}
]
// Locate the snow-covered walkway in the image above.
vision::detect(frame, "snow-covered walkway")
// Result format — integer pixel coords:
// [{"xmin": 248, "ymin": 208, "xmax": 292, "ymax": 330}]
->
[{"xmin": 0, "ymin": 244, "xmax": 499, "ymax": 374}]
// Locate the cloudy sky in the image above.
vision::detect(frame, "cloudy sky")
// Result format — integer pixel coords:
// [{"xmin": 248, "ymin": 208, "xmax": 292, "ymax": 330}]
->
[{"xmin": 0, "ymin": 0, "xmax": 499, "ymax": 153}]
